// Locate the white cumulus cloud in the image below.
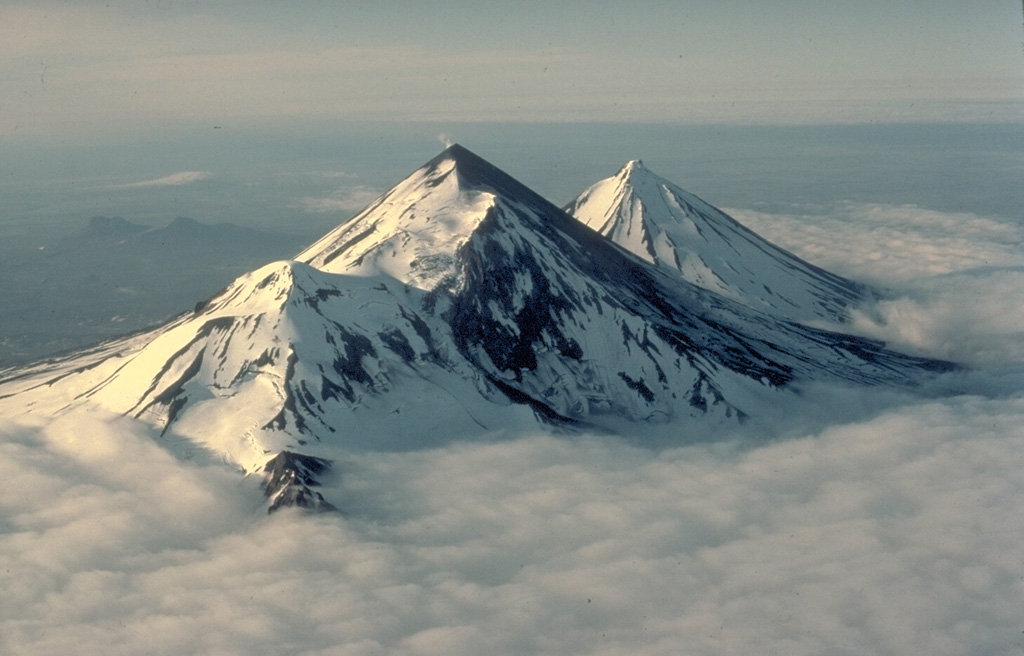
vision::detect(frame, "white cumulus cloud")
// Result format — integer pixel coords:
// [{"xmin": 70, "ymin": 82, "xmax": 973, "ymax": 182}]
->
[
  {"xmin": 114, "ymin": 171, "xmax": 212, "ymax": 189},
  {"xmin": 299, "ymin": 185, "xmax": 383, "ymax": 214},
  {"xmin": 728, "ymin": 202, "xmax": 1024, "ymax": 283},
  {"xmin": 846, "ymin": 269, "xmax": 1024, "ymax": 367},
  {"xmin": 729, "ymin": 202, "xmax": 1024, "ymax": 368}
]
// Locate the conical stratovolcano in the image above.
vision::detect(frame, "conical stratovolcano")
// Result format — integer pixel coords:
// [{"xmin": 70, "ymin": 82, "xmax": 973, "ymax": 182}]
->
[{"xmin": 565, "ymin": 159, "xmax": 869, "ymax": 324}]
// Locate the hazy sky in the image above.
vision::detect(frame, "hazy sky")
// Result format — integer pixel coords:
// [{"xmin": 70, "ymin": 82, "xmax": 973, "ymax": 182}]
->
[{"xmin": 3, "ymin": 0, "xmax": 1023, "ymax": 138}]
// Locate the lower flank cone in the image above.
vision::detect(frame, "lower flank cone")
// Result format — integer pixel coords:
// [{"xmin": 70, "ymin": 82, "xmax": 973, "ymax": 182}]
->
[{"xmin": 0, "ymin": 145, "xmax": 956, "ymax": 512}]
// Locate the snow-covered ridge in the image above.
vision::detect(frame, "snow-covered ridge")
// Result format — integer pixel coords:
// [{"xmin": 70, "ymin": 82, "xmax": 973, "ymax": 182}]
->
[
  {"xmin": 0, "ymin": 145, "xmax": 955, "ymax": 511},
  {"xmin": 565, "ymin": 159, "xmax": 869, "ymax": 324}
]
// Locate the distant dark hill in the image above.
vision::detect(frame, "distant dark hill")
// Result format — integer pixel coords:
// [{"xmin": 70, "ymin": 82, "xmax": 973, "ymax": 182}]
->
[
  {"xmin": 77, "ymin": 215, "xmax": 149, "ymax": 240},
  {"xmin": 133, "ymin": 216, "xmax": 282, "ymax": 253},
  {"xmin": 69, "ymin": 216, "xmax": 302, "ymax": 260},
  {"xmin": 0, "ymin": 216, "xmax": 308, "ymax": 367}
]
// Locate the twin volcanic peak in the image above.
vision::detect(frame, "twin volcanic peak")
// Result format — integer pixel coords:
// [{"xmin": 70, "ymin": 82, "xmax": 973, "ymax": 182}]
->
[{"xmin": 0, "ymin": 144, "xmax": 952, "ymax": 511}]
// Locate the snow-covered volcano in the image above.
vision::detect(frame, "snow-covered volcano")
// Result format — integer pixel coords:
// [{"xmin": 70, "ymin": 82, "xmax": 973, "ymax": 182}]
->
[
  {"xmin": 565, "ymin": 160, "xmax": 869, "ymax": 324},
  {"xmin": 0, "ymin": 145, "xmax": 953, "ymax": 511}
]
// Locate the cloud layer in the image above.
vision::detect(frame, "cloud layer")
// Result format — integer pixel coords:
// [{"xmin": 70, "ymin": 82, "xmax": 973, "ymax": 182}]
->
[
  {"xmin": 730, "ymin": 202, "xmax": 1024, "ymax": 367},
  {"xmin": 729, "ymin": 202, "xmax": 1024, "ymax": 284},
  {"xmin": 1, "ymin": 394, "xmax": 1021, "ymax": 655}
]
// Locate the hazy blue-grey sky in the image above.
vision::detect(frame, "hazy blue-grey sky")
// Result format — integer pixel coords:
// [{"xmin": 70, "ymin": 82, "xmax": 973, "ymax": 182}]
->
[{"xmin": 3, "ymin": 0, "xmax": 1022, "ymax": 138}]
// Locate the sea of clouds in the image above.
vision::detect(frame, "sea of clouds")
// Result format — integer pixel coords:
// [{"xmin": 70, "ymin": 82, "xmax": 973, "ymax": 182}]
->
[
  {"xmin": 1, "ymin": 202, "xmax": 1022, "ymax": 655},
  {"xmin": 731, "ymin": 202, "xmax": 1024, "ymax": 368}
]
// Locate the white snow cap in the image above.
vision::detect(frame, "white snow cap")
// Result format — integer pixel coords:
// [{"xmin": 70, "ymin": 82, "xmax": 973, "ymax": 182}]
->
[{"xmin": 566, "ymin": 159, "xmax": 869, "ymax": 323}]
